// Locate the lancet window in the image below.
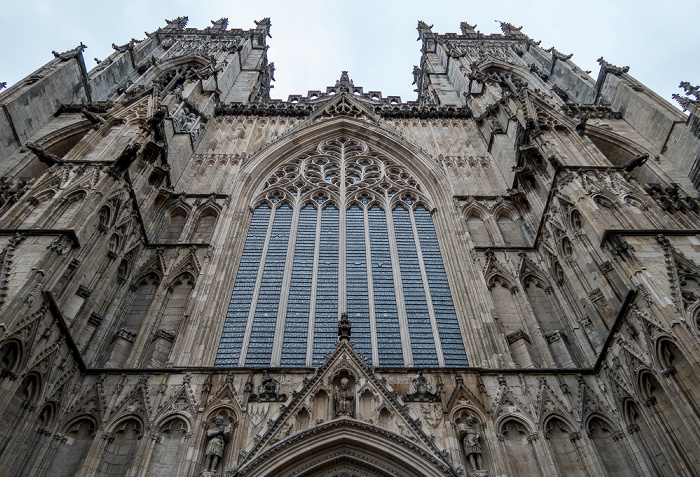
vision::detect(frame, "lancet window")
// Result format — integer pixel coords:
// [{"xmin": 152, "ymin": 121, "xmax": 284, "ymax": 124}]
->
[{"xmin": 215, "ymin": 137, "xmax": 468, "ymax": 367}]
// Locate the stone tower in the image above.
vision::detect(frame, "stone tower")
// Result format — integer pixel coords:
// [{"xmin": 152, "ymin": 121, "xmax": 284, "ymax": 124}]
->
[{"xmin": 1, "ymin": 15, "xmax": 700, "ymax": 477}]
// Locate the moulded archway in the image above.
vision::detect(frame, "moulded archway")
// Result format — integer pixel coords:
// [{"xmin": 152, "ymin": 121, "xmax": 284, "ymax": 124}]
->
[{"xmin": 233, "ymin": 418, "xmax": 456, "ymax": 477}]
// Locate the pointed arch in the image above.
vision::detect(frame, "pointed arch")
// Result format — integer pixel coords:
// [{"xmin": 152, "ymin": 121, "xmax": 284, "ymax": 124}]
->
[
  {"xmin": 193, "ymin": 198, "xmax": 221, "ymax": 242},
  {"xmin": 234, "ymin": 418, "xmax": 455, "ymax": 477},
  {"xmin": 161, "ymin": 198, "xmax": 192, "ymax": 242}
]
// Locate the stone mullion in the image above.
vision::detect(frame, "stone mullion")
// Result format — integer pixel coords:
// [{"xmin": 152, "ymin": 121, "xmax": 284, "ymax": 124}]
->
[
  {"xmin": 270, "ymin": 200, "xmax": 301, "ymax": 366},
  {"xmin": 305, "ymin": 205, "xmax": 322, "ymax": 367},
  {"xmin": 338, "ymin": 146, "xmax": 347, "ymax": 316},
  {"xmin": 238, "ymin": 206, "xmax": 276, "ymax": 367},
  {"xmin": 407, "ymin": 205, "xmax": 445, "ymax": 367},
  {"xmin": 362, "ymin": 205, "xmax": 379, "ymax": 364},
  {"xmin": 385, "ymin": 201, "xmax": 413, "ymax": 366}
]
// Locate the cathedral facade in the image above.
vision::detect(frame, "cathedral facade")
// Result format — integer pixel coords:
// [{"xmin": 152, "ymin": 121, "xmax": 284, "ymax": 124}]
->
[{"xmin": 1, "ymin": 15, "xmax": 700, "ymax": 476}]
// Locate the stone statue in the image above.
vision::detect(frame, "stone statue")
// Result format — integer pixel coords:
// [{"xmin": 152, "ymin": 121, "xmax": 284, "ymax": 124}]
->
[
  {"xmin": 183, "ymin": 113, "xmax": 198, "ymax": 132},
  {"xmin": 414, "ymin": 371, "xmax": 430, "ymax": 394},
  {"xmin": 205, "ymin": 415, "xmax": 231, "ymax": 472},
  {"xmin": 462, "ymin": 416, "xmax": 483, "ymax": 472},
  {"xmin": 334, "ymin": 378, "xmax": 354, "ymax": 418},
  {"xmin": 262, "ymin": 370, "xmax": 276, "ymax": 394}
]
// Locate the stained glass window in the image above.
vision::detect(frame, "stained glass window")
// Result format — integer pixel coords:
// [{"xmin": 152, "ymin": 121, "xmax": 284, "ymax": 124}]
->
[{"xmin": 215, "ymin": 137, "xmax": 468, "ymax": 368}]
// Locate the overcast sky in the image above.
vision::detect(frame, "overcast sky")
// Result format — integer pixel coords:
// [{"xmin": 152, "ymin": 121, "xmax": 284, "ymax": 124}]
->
[{"xmin": 1, "ymin": 0, "xmax": 697, "ymax": 108}]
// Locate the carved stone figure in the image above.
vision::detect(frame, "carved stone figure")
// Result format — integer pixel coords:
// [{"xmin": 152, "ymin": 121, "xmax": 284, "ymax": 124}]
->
[
  {"xmin": 462, "ymin": 416, "xmax": 483, "ymax": 473},
  {"xmin": 334, "ymin": 378, "xmax": 354, "ymax": 418},
  {"xmin": 205, "ymin": 415, "xmax": 231, "ymax": 472},
  {"xmin": 262, "ymin": 370, "xmax": 276, "ymax": 394}
]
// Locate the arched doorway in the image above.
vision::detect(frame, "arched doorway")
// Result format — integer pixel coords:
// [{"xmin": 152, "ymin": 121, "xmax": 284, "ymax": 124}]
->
[{"xmin": 233, "ymin": 418, "xmax": 457, "ymax": 477}]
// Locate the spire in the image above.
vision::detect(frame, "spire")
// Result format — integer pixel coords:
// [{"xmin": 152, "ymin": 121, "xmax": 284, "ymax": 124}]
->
[
  {"xmin": 163, "ymin": 16, "xmax": 188, "ymax": 32},
  {"xmin": 335, "ymin": 71, "xmax": 354, "ymax": 93}
]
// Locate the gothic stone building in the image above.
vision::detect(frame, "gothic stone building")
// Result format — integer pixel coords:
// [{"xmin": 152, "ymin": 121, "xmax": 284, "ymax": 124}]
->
[{"xmin": 1, "ymin": 15, "xmax": 700, "ymax": 477}]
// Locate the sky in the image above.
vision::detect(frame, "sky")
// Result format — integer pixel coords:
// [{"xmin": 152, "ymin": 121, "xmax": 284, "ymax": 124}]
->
[{"xmin": 1, "ymin": 0, "xmax": 697, "ymax": 108}]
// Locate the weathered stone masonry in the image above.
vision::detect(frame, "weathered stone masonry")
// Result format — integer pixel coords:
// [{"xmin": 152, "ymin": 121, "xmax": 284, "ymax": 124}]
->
[{"xmin": 1, "ymin": 15, "xmax": 700, "ymax": 476}]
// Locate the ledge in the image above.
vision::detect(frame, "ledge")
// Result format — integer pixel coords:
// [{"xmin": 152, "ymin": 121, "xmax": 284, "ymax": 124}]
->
[{"xmin": 0, "ymin": 229, "xmax": 80, "ymax": 248}]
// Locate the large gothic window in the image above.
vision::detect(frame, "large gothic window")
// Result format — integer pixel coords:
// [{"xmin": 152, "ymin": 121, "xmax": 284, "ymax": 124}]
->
[{"xmin": 215, "ymin": 137, "xmax": 468, "ymax": 367}]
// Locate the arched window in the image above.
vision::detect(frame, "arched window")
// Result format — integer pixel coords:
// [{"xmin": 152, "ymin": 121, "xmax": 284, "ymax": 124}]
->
[{"xmin": 216, "ymin": 137, "xmax": 467, "ymax": 368}]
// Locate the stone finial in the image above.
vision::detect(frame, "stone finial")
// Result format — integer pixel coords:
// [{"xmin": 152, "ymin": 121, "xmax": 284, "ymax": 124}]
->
[
  {"xmin": 254, "ymin": 17, "xmax": 272, "ymax": 37},
  {"xmin": 673, "ymin": 82, "xmax": 700, "ymax": 112},
  {"xmin": 417, "ymin": 21, "xmax": 434, "ymax": 32},
  {"xmin": 498, "ymin": 21, "xmax": 523, "ymax": 36},
  {"xmin": 338, "ymin": 312, "xmax": 352, "ymax": 341},
  {"xmin": 164, "ymin": 16, "xmax": 188, "ymax": 32},
  {"xmin": 210, "ymin": 18, "xmax": 229, "ymax": 32},
  {"xmin": 460, "ymin": 22, "xmax": 477, "ymax": 34},
  {"xmin": 0, "ymin": 82, "xmax": 6, "ymax": 91},
  {"xmin": 335, "ymin": 71, "xmax": 354, "ymax": 93}
]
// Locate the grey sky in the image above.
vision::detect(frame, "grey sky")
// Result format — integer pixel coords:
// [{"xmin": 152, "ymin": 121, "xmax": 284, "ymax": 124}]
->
[{"xmin": 1, "ymin": 0, "xmax": 697, "ymax": 108}]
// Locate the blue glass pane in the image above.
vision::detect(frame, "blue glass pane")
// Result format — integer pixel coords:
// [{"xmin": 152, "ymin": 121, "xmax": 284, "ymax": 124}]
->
[
  {"xmin": 393, "ymin": 206, "xmax": 438, "ymax": 367},
  {"xmin": 346, "ymin": 205, "xmax": 371, "ymax": 363},
  {"xmin": 368, "ymin": 206, "xmax": 403, "ymax": 366},
  {"xmin": 281, "ymin": 205, "xmax": 317, "ymax": 366},
  {"xmin": 245, "ymin": 204, "xmax": 293, "ymax": 366},
  {"xmin": 215, "ymin": 205, "xmax": 271, "ymax": 366},
  {"xmin": 414, "ymin": 206, "xmax": 468, "ymax": 366},
  {"xmin": 313, "ymin": 206, "xmax": 339, "ymax": 365}
]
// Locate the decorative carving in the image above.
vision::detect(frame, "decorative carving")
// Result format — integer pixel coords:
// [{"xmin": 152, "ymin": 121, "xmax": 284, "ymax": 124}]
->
[
  {"xmin": 334, "ymin": 378, "xmax": 355, "ymax": 418},
  {"xmin": 249, "ymin": 370, "xmax": 286, "ymax": 402},
  {"xmin": 403, "ymin": 371, "xmax": 440, "ymax": 402},
  {"xmin": 205, "ymin": 415, "xmax": 231, "ymax": 472}
]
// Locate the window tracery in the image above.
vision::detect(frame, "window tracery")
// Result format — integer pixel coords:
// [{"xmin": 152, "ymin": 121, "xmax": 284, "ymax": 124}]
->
[{"xmin": 216, "ymin": 137, "xmax": 467, "ymax": 367}]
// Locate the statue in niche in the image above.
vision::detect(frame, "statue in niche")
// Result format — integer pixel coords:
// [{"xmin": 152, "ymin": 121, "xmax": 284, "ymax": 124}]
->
[
  {"xmin": 334, "ymin": 378, "xmax": 355, "ymax": 418},
  {"xmin": 205, "ymin": 415, "xmax": 231, "ymax": 472},
  {"xmin": 462, "ymin": 416, "xmax": 483, "ymax": 473}
]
